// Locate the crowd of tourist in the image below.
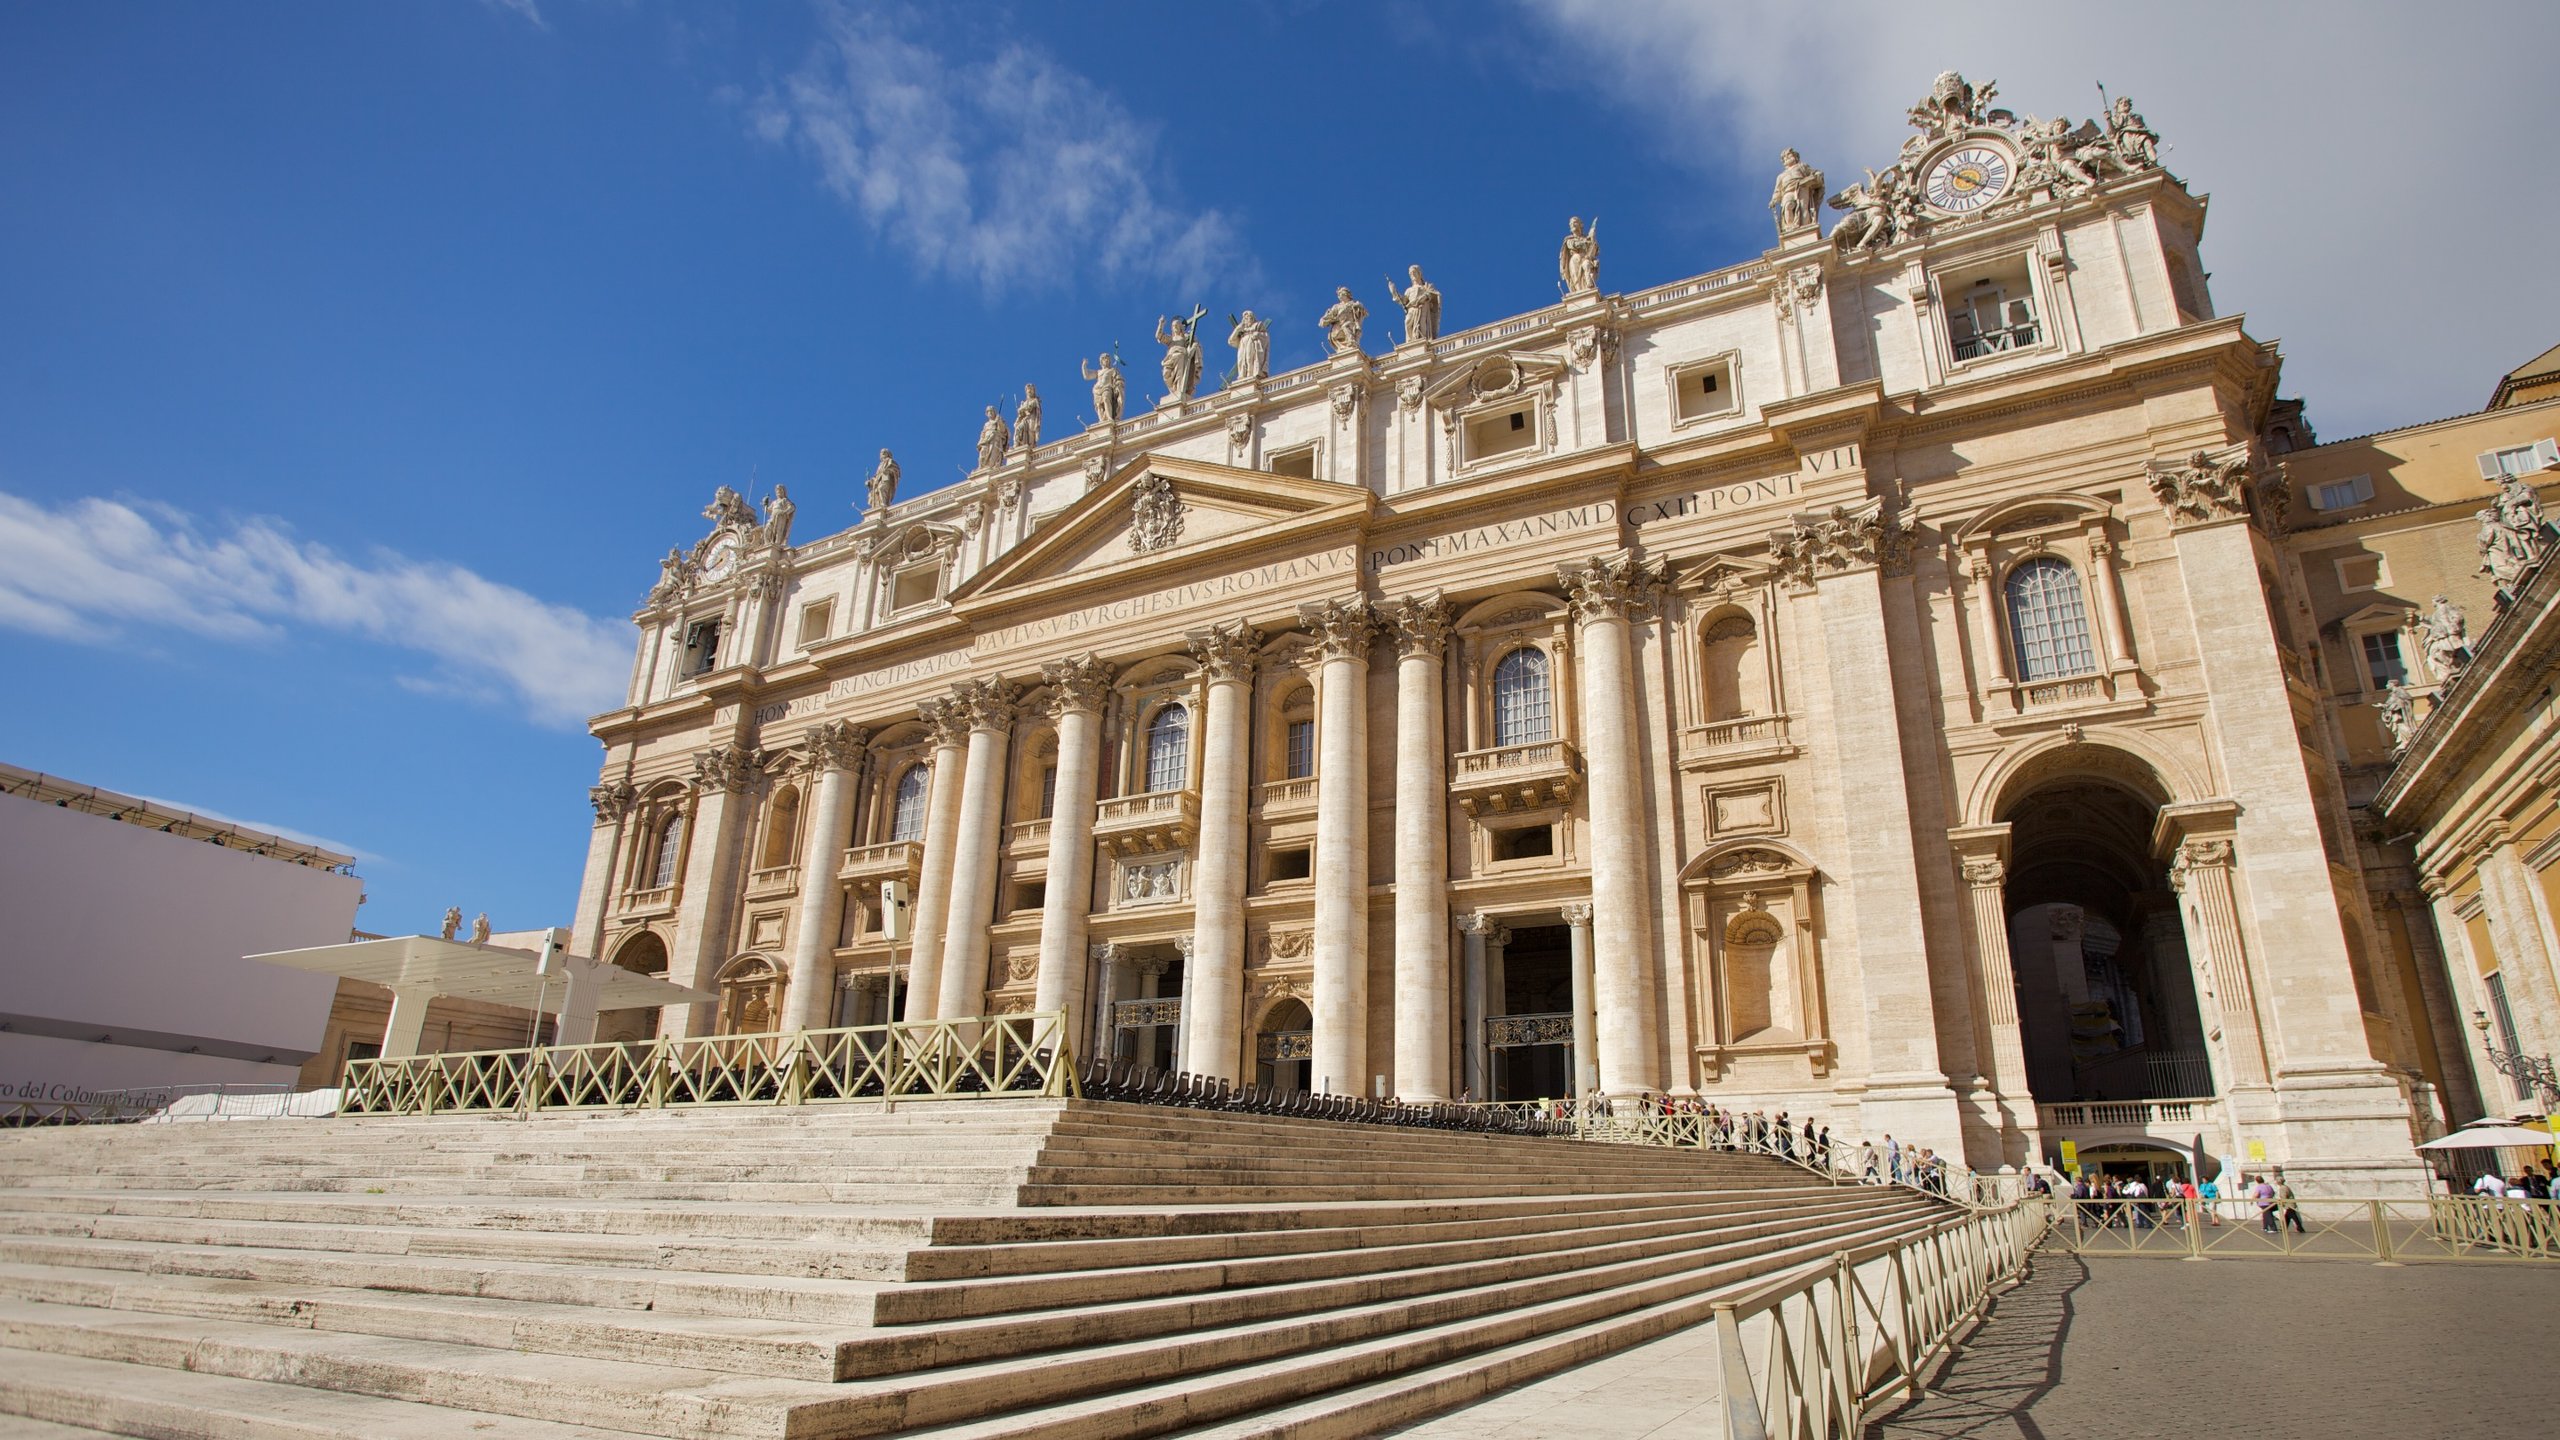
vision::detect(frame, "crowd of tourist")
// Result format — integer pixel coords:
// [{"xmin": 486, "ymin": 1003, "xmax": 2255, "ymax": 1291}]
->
[{"xmin": 2469, "ymin": 1164, "xmax": 2557, "ymax": 1199}]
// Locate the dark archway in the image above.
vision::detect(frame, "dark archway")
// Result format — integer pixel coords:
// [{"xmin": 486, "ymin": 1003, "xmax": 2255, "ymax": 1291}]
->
[{"xmin": 596, "ymin": 930, "xmax": 669, "ymax": 1045}]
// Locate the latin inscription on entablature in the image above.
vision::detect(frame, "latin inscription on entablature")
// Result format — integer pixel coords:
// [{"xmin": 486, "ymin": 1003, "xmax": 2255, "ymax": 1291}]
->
[
  {"xmin": 1366, "ymin": 500, "xmax": 1618, "ymax": 575},
  {"xmin": 1626, "ymin": 472, "xmax": 1803, "ymax": 530},
  {"xmin": 814, "ymin": 651, "xmax": 973, "ymax": 707},
  {"xmin": 972, "ymin": 547, "xmax": 1357, "ymax": 656}
]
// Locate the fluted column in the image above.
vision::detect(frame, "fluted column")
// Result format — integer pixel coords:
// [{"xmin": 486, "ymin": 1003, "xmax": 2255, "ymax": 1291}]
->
[
  {"xmin": 1034, "ymin": 657, "xmax": 1113, "ymax": 1025},
  {"xmin": 782, "ymin": 722, "xmax": 868, "ymax": 1032},
  {"xmin": 2171, "ymin": 837, "xmax": 2271, "ymax": 1089},
  {"xmin": 900, "ymin": 702, "xmax": 969, "ymax": 1023},
  {"xmin": 1304, "ymin": 599, "xmax": 1375, "ymax": 1097},
  {"xmin": 1951, "ymin": 831, "xmax": 2036, "ymax": 1166},
  {"xmin": 1559, "ymin": 554, "xmax": 1664, "ymax": 1100},
  {"xmin": 1560, "ymin": 901, "xmax": 1596, "ymax": 1098},
  {"xmin": 1183, "ymin": 620, "xmax": 1261, "ymax": 1082},
  {"xmin": 1387, "ymin": 595, "xmax": 1454, "ymax": 1101},
  {"xmin": 1089, "ymin": 941, "xmax": 1122, "ymax": 1061},
  {"xmin": 664, "ymin": 744, "xmax": 758, "ymax": 1038},
  {"xmin": 936, "ymin": 678, "xmax": 1019, "ymax": 1029},
  {"xmin": 573, "ymin": 780, "xmax": 635, "ymax": 961},
  {"xmin": 1459, "ymin": 912, "xmax": 1492, "ymax": 1101}
]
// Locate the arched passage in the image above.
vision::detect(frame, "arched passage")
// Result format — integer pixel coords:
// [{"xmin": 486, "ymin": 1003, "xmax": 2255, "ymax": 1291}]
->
[
  {"xmin": 597, "ymin": 930, "xmax": 669, "ymax": 1045},
  {"xmin": 1995, "ymin": 754, "xmax": 2214, "ymax": 1115}
]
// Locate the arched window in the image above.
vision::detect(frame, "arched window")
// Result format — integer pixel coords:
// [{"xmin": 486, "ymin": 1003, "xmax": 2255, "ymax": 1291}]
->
[
  {"xmin": 1145, "ymin": 704, "xmax": 1191, "ymax": 793},
  {"xmin": 2004, "ymin": 557, "xmax": 2098, "ymax": 681},
  {"xmin": 1699, "ymin": 612, "xmax": 1762, "ymax": 722},
  {"xmin": 888, "ymin": 764, "xmax": 928, "ymax": 842},
  {"xmin": 1491, "ymin": 647, "xmax": 1552, "ymax": 747},
  {"xmin": 647, "ymin": 813, "xmax": 684, "ymax": 889},
  {"xmin": 758, "ymin": 786, "xmax": 800, "ymax": 870}
]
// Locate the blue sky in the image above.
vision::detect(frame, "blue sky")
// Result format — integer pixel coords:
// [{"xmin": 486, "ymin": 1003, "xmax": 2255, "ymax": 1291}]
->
[{"xmin": 3, "ymin": 1, "xmax": 2551, "ymax": 939}]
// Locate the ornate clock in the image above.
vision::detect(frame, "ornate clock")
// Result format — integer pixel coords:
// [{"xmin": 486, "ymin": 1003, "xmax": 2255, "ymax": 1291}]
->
[
  {"xmin": 700, "ymin": 534, "xmax": 740, "ymax": 582},
  {"xmin": 1924, "ymin": 146, "xmax": 2012, "ymax": 214}
]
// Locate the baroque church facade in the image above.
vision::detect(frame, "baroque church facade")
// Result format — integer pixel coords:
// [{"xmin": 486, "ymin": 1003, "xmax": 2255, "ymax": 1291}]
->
[{"xmin": 566, "ymin": 72, "xmax": 2464, "ymax": 1193}]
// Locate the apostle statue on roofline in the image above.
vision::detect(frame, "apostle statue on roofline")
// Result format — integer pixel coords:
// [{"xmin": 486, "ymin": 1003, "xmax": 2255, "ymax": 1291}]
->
[
  {"xmin": 1559, "ymin": 216, "xmax": 1600, "ymax": 295},
  {"xmin": 1227, "ymin": 311, "xmax": 1269, "ymax": 385},
  {"xmin": 1387, "ymin": 264, "xmax": 1441, "ymax": 345}
]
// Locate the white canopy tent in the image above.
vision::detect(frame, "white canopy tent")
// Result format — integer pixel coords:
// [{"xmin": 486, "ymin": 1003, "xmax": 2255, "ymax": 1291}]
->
[
  {"xmin": 248, "ymin": 931, "xmax": 714, "ymax": 1057},
  {"xmin": 2416, "ymin": 1119, "xmax": 2560, "ymax": 1151}
]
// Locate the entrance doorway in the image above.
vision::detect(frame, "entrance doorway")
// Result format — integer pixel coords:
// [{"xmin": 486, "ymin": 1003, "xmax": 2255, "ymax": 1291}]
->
[
  {"xmin": 1109, "ymin": 948, "xmax": 1185, "ymax": 1070},
  {"xmin": 1254, "ymin": 998, "xmax": 1313, "ymax": 1094},
  {"xmin": 597, "ymin": 931, "xmax": 669, "ymax": 1044},
  {"xmin": 1490, "ymin": 923, "xmax": 1574, "ymax": 1102}
]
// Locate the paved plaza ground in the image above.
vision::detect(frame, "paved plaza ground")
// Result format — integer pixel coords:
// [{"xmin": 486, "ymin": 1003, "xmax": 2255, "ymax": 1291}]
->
[{"xmin": 1395, "ymin": 1255, "xmax": 2560, "ymax": 1439}]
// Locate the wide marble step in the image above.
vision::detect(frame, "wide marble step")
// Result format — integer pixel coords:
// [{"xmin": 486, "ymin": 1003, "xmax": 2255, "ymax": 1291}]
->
[{"xmin": 0, "ymin": 1347, "xmax": 654, "ymax": 1439}]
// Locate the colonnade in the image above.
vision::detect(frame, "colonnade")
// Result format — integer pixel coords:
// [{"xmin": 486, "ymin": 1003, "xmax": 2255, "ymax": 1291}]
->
[{"xmin": 765, "ymin": 571, "xmax": 1664, "ymax": 1102}]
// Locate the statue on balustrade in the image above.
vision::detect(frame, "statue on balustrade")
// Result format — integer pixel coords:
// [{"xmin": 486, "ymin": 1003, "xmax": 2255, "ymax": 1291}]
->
[
  {"xmin": 1227, "ymin": 311, "xmax": 1269, "ymax": 384},
  {"xmin": 1387, "ymin": 265, "xmax": 1441, "ymax": 344}
]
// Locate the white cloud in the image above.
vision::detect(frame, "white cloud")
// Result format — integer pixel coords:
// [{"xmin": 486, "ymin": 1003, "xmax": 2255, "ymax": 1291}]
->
[
  {"xmin": 747, "ymin": 3, "xmax": 1249, "ymax": 296},
  {"xmin": 479, "ymin": 0, "xmax": 547, "ymax": 30},
  {"xmin": 1520, "ymin": 0, "xmax": 2559, "ymax": 436},
  {"xmin": 0, "ymin": 492, "xmax": 628, "ymax": 729}
]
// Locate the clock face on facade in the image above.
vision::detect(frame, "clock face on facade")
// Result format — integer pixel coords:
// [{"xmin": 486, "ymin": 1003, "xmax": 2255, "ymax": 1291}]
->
[
  {"xmin": 701, "ymin": 535, "xmax": 740, "ymax": 581},
  {"xmin": 1925, "ymin": 145, "xmax": 2012, "ymax": 214}
]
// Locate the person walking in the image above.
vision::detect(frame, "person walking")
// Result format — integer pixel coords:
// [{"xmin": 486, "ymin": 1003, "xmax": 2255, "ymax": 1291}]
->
[
  {"xmin": 2275, "ymin": 1174, "xmax": 2305, "ymax": 1234},
  {"xmin": 2254, "ymin": 1174, "xmax": 2279, "ymax": 1234},
  {"xmin": 1885, "ymin": 1134, "xmax": 1902, "ymax": 1185}
]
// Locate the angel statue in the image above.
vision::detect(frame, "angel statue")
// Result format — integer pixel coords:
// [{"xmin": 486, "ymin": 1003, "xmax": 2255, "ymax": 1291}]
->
[
  {"xmin": 702, "ymin": 484, "xmax": 757, "ymax": 532},
  {"xmin": 974, "ymin": 406, "xmax": 1011, "ymax": 472},
  {"xmin": 866, "ymin": 448, "xmax": 899, "ymax": 511},
  {"xmin": 1318, "ymin": 286, "xmax": 1367, "ymax": 355},
  {"xmin": 1227, "ymin": 310, "xmax": 1270, "ymax": 384},
  {"xmin": 1014, "ymin": 384, "xmax": 1041, "ymax": 450},
  {"xmin": 2104, "ymin": 95, "xmax": 2161, "ymax": 172},
  {"xmin": 1156, "ymin": 305, "xmax": 1207, "ymax": 403},
  {"xmin": 1081, "ymin": 349, "xmax": 1126, "ymax": 425},
  {"xmin": 1827, "ymin": 170, "xmax": 1906, "ymax": 257},
  {"xmin": 1558, "ymin": 216, "xmax": 1600, "ymax": 295},
  {"xmin": 1387, "ymin": 264, "xmax": 1441, "ymax": 344},
  {"xmin": 646, "ymin": 548, "xmax": 689, "ymax": 605}
]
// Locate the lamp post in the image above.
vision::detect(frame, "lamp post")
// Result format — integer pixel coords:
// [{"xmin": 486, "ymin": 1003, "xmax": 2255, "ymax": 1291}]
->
[{"xmin": 2471, "ymin": 1009, "xmax": 2560, "ymax": 1109}]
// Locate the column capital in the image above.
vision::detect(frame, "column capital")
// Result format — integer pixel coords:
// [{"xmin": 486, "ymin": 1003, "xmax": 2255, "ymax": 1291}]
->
[
  {"xmin": 1088, "ymin": 940, "xmax": 1118, "ymax": 965},
  {"xmin": 1383, "ymin": 592, "xmax": 1453, "ymax": 658},
  {"xmin": 947, "ymin": 677, "xmax": 1020, "ymax": 735},
  {"xmin": 1185, "ymin": 619, "xmax": 1264, "ymax": 682},
  {"xmin": 1558, "ymin": 901, "xmax": 1594, "ymax": 926},
  {"xmin": 1040, "ymin": 655, "xmax": 1114, "ymax": 717},
  {"xmin": 1767, "ymin": 497, "xmax": 1919, "ymax": 587},
  {"xmin": 1298, "ymin": 598, "xmax": 1377, "ymax": 661},
  {"xmin": 2144, "ymin": 445, "xmax": 2278, "ymax": 531},
  {"xmin": 1557, "ymin": 551, "xmax": 1668, "ymax": 622},
  {"xmin": 804, "ymin": 720, "xmax": 870, "ymax": 774},
  {"xmin": 2169, "ymin": 836, "xmax": 2236, "ymax": 893},
  {"xmin": 1961, "ymin": 856, "xmax": 2006, "ymax": 887},
  {"xmin": 1456, "ymin": 911, "xmax": 1499, "ymax": 936},
  {"xmin": 588, "ymin": 780, "xmax": 637, "ymax": 825},
  {"xmin": 919, "ymin": 698, "xmax": 970, "ymax": 751},
  {"xmin": 691, "ymin": 744, "xmax": 761, "ymax": 795}
]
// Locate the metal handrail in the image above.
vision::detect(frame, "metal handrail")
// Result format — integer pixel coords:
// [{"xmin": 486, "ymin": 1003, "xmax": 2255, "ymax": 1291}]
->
[
  {"xmin": 337, "ymin": 1011, "xmax": 1079, "ymax": 1116},
  {"xmin": 2044, "ymin": 1193, "xmax": 2560, "ymax": 1262}
]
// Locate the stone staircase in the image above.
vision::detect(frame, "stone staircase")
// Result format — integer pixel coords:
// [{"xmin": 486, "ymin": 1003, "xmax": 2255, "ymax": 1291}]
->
[{"xmin": 0, "ymin": 1098, "xmax": 1952, "ymax": 1438}]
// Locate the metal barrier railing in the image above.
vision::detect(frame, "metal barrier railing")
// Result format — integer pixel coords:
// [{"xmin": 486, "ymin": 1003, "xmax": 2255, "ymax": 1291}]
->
[
  {"xmin": 0, "ymin": 1082, "xmax": 309, "ymax": 1128},
  {"xmin": 1715, "ymin": 1199, "xmax": 2048, "ymax": 1438},
  {"xmin": 337, "ymin": 1012, "xmax": 1080, "ymax": 1116},
  {"xmin": 2043, "ymin": 1193, "xmax": 2560, "ymax": 1262}
]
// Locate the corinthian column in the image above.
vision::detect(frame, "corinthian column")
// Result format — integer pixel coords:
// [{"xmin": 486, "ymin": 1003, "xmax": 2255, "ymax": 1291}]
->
[
  {"xmin": 1951, "ymin": 831, "xmax": 2036, "ymax": 1166},
  {"xmin": 1459, "ymin": 912, "xmax": 1493, "ymax": 1101},
  {"xmin": 900, "ymin": 701, "xmax": 969, "ymax": 1023},
  {"xmin": 935, "ymin": 678, "xmax": 1019, "ymax": 1028},
  {"xmin": 1386, "ymin": 594, "xmax": 1453, "ymax": 1101},
  {"xmin": 782, "ymin": 721, "xmax": 869, "ymax": 1032},
  {"xmin": 1183, "ymin": 620, "xmax": 1261, "ymax": 1082},
  {"xmin": 1034, "ymin": 657, "xmax": 1112, "ymax": 1027},
  {"xmin": 666, "ymin": 743, "xmax": 759, "ymax": 1038},
  {"xmin": 1559, "ymin": 552, "xmax": 1666, "ymax": 1100},
  {"xmin": 1303, "ymin": 598, "xmax": 1375, "ymax": 1097},
  {"xmin": 1560, "ymin": 901, "xmax": 1596, "ymax": 1098}
]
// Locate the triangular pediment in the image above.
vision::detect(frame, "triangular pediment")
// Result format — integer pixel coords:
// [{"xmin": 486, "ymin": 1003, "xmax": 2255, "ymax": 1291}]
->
[{"xmin": 953, "ymin": 453, "xmax": 1373, "ymax": 605}]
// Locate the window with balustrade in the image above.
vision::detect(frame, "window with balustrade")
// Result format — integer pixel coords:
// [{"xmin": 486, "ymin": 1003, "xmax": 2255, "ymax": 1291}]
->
[
  {"xmin": 2003, "ymin": 557, "xmax": 2099, "ymax": 682},
  {"xmin": 1145, "ymin": 704, "xmax": 1190, "ymax": 793},
  {"xmin": 1491, "ymin": 647, "xmax": 1553, "ymax": 747},
  {"xmin": 888, "ymin": 764, "xmax": 928, "ymax": 842},
  {"xmin": 647, "ymin": 813, "xmax": 684, "ymax": 889},
  {"xmin": 1284, "ymin": 718, "xmax": 1315, "ymax": 779}
]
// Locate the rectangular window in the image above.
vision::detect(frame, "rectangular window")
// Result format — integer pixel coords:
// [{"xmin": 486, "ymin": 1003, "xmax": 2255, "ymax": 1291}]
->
[
  {"xmin": 2487, "ymin": 971, "xmax": 2526, "ymax": 1103},
  {"xmin": 2333, "ymin": 553, "xmax": 2386, "ymax": 592},
  {"xmin": 2481, "ymin": 441, "xmax": 2560, "ymax": 479},
  {"xmin": 2309, "ymin": 474, "xmax": 2374, "ymax": 511},
  {"xmin": 2359, "ymin": 631, "xmax": 2407, "ymax": 691},
  {"xmin": 1039, "ymin": 766, "xmax": 1057, "ymax": 819},
  {"xmin": 1939, "ymin": 254, "xmax": 2044, "ymax": 364},
  {"xmin": 1268, "ymin": 846, "xmax": 1312, "ymax": 883},
  {"xmin": 1268, "ymin": 444, "xmax": 1318, "ymax": 479},
  {"xmin": 1464, "ymin": 406, "xmax": 1539, "ymax": 463},
  {"xmin": 1284, "ymin": 719, "xmax": 1315, "ymax": 780},
  {"xmin": 1670, "ymin": 357, "xmax": 1739, "ymax": 424},
  {"xmin": 891, "ymin": 564, "xmax": 939, "ymax": 612},
  {"xmin": 1492, "ymin": 825, "xmax": 1555, "ymax": 862},
  {"xmin": 680, "ymin": 619, "xmax": 723, "ymax": 677},
  {"xmin": 1012, "ymin": 880, "xmax": 1046, "ymax": 912},
  {"xmin": 796, "ymin": 600, "xmax": 835, "ymax": 649}
]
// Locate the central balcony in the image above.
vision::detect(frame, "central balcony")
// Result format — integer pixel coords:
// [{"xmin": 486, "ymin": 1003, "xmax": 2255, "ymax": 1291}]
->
[
  {"xmin": 1450, "ymin": 740, "xmax": 1582, "ymax": 817},
  {"xmin": 1092, "ymin": 788, "xmax": 1199, "ymax": 857},
  {"xmin": 839, "ymin": 841, "xmax": 923, "ymax": 887}
]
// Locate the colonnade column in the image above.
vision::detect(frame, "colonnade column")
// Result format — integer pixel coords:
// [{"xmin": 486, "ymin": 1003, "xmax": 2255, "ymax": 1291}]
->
[
  {"xmin": 935, "ymin": 678, "xmax": 1020, "ymax": 1030},
  {"xmin": 1183, "ymin": 621, "xmax": 1261, "ymax": 1082},
  {"xmin": 1950, "ymin": 828, "xmax": 2036, "ymax": 1167},
  {"xmin": 1558, "ymin": 554, "xmax": 1663, "ymax": 1101},
  {"xmin": 781, "ymin": 721, "xmax": 868, "ymax": 1033},
  {"xmin": 1386, "ymin": 594, "xmax": 1454, "ymax": 1102},
  {"xmin": 664, "ymin": 744, "xmax": 757, "ymax": 1038},
  {"xmin": 900, "ymin": 702, "xmax": 969, "ymax": 1023},
  {"xmin": 2086, "ymin": 533, "xmax": 2137, "ymax": 670},
  {"xmin": 1304, "ymin": 599, "xmax": 1375, "ymax": 1098},
  {"xmin": 1459, "ymin": 913, "xmax": 1493, "ymax": 1102},
  {"xmin": 1089, "ymin": 942, "xmax": 1122, "ymax": 1063},
  {"xmin": 1560, "ymin": 902, "xmax": 1597, "ymax": 1099},
  {"xmin": 1033, "ymin": 657, "xmax": 1113, "ymax": 1028}
]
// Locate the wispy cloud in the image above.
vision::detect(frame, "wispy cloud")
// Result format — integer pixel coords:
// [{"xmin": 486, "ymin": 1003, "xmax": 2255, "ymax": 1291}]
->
[
  {"xmin": 127, "ymin": 792, "xmax": 375, "ymax": 863},
  {"xmin": 479, "ymin": 0, "xmax": 547, "ymax": 30},
  {"xmin": 1518, "ymin": 0, "xmax": 2559, "ymax": 435},
  {"xmin": 746, "ymin": 3, "xmax": 1249, "ymax": 296},
  {"xmin": 0, "ymin": 492, "xmax": 627, "ymax": 729}
]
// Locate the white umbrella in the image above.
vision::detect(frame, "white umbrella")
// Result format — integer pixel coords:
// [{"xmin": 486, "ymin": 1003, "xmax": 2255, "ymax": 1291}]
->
[{"xmin": 2417, "ymin": 1120, "xmax": 2560, "ymax": 1150}]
